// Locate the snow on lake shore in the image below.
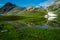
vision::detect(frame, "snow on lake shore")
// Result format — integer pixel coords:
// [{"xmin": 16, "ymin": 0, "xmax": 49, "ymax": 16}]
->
[{"xmin": 44, "ymin": 12, "xmax": 57, "ymax": 21}]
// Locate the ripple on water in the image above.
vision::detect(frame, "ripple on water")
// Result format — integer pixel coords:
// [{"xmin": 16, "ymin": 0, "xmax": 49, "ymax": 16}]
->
[{"xmin": 34, "ymin": 25, "xmax": 51, "ymax": 29}]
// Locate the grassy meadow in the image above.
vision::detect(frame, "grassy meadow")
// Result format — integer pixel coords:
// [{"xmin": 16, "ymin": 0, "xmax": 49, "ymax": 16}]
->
[{"xmin": 0, "ymin": 7, "xmax": 60, "ymax": 40}]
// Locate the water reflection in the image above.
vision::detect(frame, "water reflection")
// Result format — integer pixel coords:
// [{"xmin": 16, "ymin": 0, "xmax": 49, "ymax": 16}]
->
[
  {"xmin": 34, "ymin": 25, "xmax": 50, "ymax": 29},
  {"xmin": 17, "ymin": 23, "xmax": 51, "ymax": 29}
]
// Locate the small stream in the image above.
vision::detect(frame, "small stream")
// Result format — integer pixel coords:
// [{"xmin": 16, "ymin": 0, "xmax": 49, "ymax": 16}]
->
[
  {"xmin": 18, "ymin": 24, "xmax": 51, "ymax": 30},
  {"xmin": 34, "ymin": 25, "xmax": 51, "ymax": 29}
]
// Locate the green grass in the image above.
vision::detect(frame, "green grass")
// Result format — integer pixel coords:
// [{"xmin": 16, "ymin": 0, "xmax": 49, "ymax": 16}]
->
[
  {"xmin": 0, "ymin": 15, "xmax": 26, "ymax": 21},
  {"xmin": 0, "ymin": 23, "xmax": 19, "ymax": 40},
  {"xmin": 55, "ymin": 8, "xmax": 60, "ymax": 22},
  {"xmin": 16, "ymin": 11, "xmax": 47, "ymax": 24},
  {"xmin": 0, "ymin": 8, "xmax": 60, "ymax": 40},
  {"xmin": 0, "ymin": 23, "xmax": 60, "ymax": 40},
  {"xmin": 20, "ymin": 28, "xmax": 60, "ymax": 40},
  {"xmin": 0, "ymin": 11, "xmax": 47, "ymax": 25}
]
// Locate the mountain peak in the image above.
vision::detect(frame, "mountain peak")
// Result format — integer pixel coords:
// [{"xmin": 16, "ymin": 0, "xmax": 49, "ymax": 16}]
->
[
  {"xmin": 4, "ymin": 2, "xmax": 16, "ymax": 7},
  {"xmin": 6, "ymin": 2, "xmax": 12, "ymax": 5},
  {"xmin": 0, "ymin": 2, "xmax": 16, "ymax": 14}
]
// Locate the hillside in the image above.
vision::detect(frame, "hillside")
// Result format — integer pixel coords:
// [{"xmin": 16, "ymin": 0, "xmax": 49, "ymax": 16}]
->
[
  {"xmin": 0, "ymin": 1, "xmax": 60, "ymax": 40},
  {"xmin": 47, "ymin": 0, "xmax": 60, "ymax": 11},
  {"xmin": 0, "ymin": 2, "xmax": 26, "ymax": 15},
  {"xmin": 0, "ymin": 2, "xmax": 16, "ymax": 14},
  {"xmin": 0, "ymin": 2, "xmax": 60, "ymax": 27},
  {"xmin": 0, "ymin": 2, "xmax": 47, "ymax": 26}
]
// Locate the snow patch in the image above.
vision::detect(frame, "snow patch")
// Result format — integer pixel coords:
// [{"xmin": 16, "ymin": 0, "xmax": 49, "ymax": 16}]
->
[{"xmin": 44, "ymin": 12, "xmax": 57, "ymax": 21}]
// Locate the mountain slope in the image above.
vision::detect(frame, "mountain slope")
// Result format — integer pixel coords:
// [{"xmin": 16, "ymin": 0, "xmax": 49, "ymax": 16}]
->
[
  {"xmin": 0, "ymin": 2, "xmax": 26, "ymax": 15},
  {"xmin": 6, "ymin": 6, "xmax": 26, "ymax": 15},
  {"xmin": 47, "ymin": 0, "xmax": 60, "ymax": 11},
  {"xmin": 0, "ymin": 2, "xmax": 16, "ymax": 14}
]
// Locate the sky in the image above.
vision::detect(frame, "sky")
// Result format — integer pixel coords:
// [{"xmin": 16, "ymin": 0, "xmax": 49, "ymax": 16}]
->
[{"xmin": 0, "ymin": 0, "xmax": 55, "ymax": 8}]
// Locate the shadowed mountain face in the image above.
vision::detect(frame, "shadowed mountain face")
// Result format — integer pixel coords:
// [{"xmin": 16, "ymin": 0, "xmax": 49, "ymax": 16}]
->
[
  {"xmin": 0, "ymin": 2, "xmax": 16, "ymax": 14},
  {"xmin": 0, "ymin": 2, "xmax": 26, "ymax": 14}
]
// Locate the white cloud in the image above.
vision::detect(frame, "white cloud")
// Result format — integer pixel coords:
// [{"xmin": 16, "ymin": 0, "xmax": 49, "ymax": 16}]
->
[{"xmin": 36, "ymin": 0, "xmax": 54, "ymax": 8}]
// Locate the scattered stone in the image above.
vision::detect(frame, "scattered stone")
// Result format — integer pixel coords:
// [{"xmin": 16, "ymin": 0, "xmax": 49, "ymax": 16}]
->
[{"xmin": 1, "ymin": 30, "xmax": 8, "ymax": 33}]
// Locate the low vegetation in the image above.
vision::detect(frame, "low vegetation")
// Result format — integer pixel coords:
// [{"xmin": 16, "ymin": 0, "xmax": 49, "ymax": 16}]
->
[{"xmin": 0, "ymin": 24, "xmax": 60, "ymax": 40}]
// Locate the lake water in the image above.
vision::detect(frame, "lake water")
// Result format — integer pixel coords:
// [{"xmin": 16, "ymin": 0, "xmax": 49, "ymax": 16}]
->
[
  {"xmin": 18, "ymin": 24, "xmax": 51, "ymax": 29},
  {"xmin": 34, "ymin": 25, "xmax": 51, "ymax": 29}
]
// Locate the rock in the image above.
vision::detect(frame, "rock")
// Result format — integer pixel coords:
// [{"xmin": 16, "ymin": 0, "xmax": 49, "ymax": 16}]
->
[{"xmin": 1, "ymin": 30, "xmax": 8, "ymax": 33}]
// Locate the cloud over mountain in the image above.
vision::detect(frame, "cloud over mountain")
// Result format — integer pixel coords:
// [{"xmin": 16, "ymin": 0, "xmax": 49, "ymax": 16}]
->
[{"xmin": 36, "ymin": 0, "xmax": 54, "ymax": 8}]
